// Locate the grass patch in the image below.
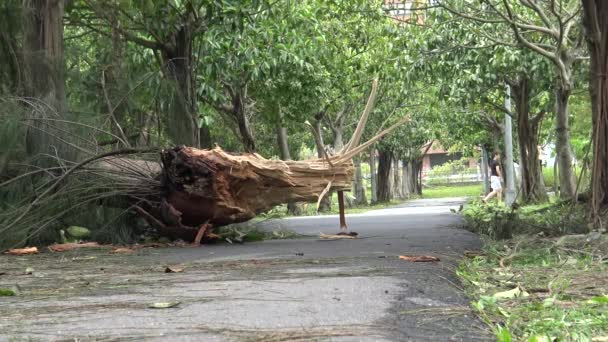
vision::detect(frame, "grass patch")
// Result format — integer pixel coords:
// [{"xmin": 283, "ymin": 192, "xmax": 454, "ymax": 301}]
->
[
  {"xmin": 462, "ymin": 200, "xmax": 590, "ymax": 239},
  {"xmin": 458, "ymin": 235, "xmax": 608, "ymax": 341},
  {"xmin": 459, "ymin": 200, "xmax": 608, "ymax": 340},
  {"xmin": 422, "ymin": 184, "xmax": 484, "ymax": 199}
]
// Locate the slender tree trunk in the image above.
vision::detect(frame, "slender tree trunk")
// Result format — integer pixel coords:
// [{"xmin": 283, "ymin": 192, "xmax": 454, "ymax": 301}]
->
[
  {"xmin": 232, "ymin": 84, "xmax": 255, "ymax": 153},
  {"xmin": 511, "ymin": 77, "xmax": 548, "ymax": 203},
  {"xmin": 22, "ymin": 0, "xmax": 71, "ymax": 161},
  {"xmin": 353, "ymin": 158, "xmax": 367, "ymax": 205},
  {"xmin": 370, "ymin": 148, "xmax": 377, "ymax": 203},
  {"xmin": 393, "ymin": 158, "xmax": 404, "ymax": 199},
  {"xmin": 554, "ymin": 83, "xmax": 576, "ymax": 200},
  {"xmin": 412, "ymin": 159, "xmax": 422, "ymax": 195},
  {"xmin": 582, "ymin": 0, "xmax": 608, "ymax": 221},
  {"xmin": 276, "ymin": 108, "xmax": 301, "ymax": 215},
  {"xmin": 377, "ymin": 148, "xmax": 393, "ymax": 203},
  {"xmin": 402, "ymin": 160, "xmax": 410, "ymax": 198},
  {"xmin": 313, "ymin": 111, "xmax": 331, "ymax": 212},
  {"xmin": 481, "ymin": 146, "xmax": 490, "ymax": 195},
  {"xmin": 162, "ymin": 26, "xmax": 211, "ymax": 149},
  {"xmin": 277, "ymin": 112, "xmax": 290, "ymax": 160}
]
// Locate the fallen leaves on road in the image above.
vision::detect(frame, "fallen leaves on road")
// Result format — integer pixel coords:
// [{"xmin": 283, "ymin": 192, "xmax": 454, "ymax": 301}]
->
[
  {"xmin": 3, "ymin": 247, "xmax": 38, "ymax": 255},
  {"xmin": 148, "ymin": 302, "xmax": 180, "ymax": 309},
  {"xmin": 48, "ymin": 242, "xmax": 101, "ymax": 252},
  {"xmin": 398, "ymin": 255, "xmax": 440, "ymax": 262},
  {"xmin": 164, "ymin": 266, "xmax": 184, "ymax": 273}
]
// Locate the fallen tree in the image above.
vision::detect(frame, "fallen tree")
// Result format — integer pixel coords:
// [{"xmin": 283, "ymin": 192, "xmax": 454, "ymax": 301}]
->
[{"xmin": 1, "ymin": 80, "xmax": 408, "ymax": 248}]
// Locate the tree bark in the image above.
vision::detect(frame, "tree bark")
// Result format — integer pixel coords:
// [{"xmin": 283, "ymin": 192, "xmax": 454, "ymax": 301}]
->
[
  {"xmin": 554, "ymin": 83, "xmax": 576, "ymax": 200},
  {"xmin": 276, "ymin": 107, "xmax": 301, "ymax": 215},
  {"xmin": 313, "ymin": 110, "xmax": 331, "ymax": 212},
  {"xmin": 22, "ymin": 0, "xmax": 71, "ymax": 161},
  {"xmin": 404, "ymin": 159, "xmax": 422, "ymax": 196},
  {"xmin": 161, "ymin": 26, "xmax": 210, "ymax": 148},
  {"xmin": 377, "ymin": 148, "xmax": 393, "ymax": 203},
  {"xmin": 393, "ymin": 158, "xmax": 404, "ymax": 199},
  {"xmin": 353, "ymin": 157, "xmax": 367, "ymax": 205},
  {"xmin": 510, "ymin": 77, "xmax": 548, "ymax": 203},
  {"xmin": 401, "ymin": 160, "xmax": 410, "ymax": 198},
  {"xmin": 582, "ymin": 0, "xmax": 608, "ymax": 221},
  {"xmin": 481, "ymin": 146, "xmax": 490, "ymax": 195},
  {"xmin": 370, "ymin": 148, "xmax": 377, "ymax": 203}
]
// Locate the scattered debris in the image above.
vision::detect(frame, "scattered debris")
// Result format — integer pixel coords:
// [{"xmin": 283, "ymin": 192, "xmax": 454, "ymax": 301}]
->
[
  {"xmin": 71, "ymin": 256, "xmax": 97, "ymax": 261},
  {"xmin": 398, "ymin": 255, "xmax": 440, "ymax": 262},
  {"xmin": 3, "ymin": 247, "xmax": 38, "ymax": 255},
  {"xmin": 319, "ymin": 233, "xmax": 357, "ymax": 240},
  {"xmin": 148, "ymin": 302, "xmax": 180, "ymax": 309},
  {"xmin": 48, "ymin": 242, "xmax": 101, "ymax": 252},
  {"xmin": 164, "ymin": 266, "xmax": 184, "ymax": 273},
  {"xmin": 464, "ymin": 250, "xmax": 485, "ymax": 258},
  {"xmin": 493, "ymin": 286, "xmax": 529, "ymax": 300},
  {"xmin": 110, "ymin": 247, "xmax": 135, "ymax": 254},
  {"xmin": 24, "ymin": 267, "xmax": 34, "ymax": 275}
]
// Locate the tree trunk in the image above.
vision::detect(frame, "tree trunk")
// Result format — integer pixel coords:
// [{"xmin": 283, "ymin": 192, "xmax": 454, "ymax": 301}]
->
[
  {"xmin": 377, "ymin": 148, "xmax": 393, "ymax": 203},
  {"xmin": 161, "ymin": 26, "xmax": 211, "ymax": 149},
  {"xmin": 393, "ymin": 158, "xmax": 404, "ymax": 199},
  {"xmin": 406, "ymin": 158, "xmax": 422, "ymax": 196},
  {"xmin": 481, "ymin": 146, "xmax": 490, "ymax": 195},
  {"xmin": 22, "ymin": 0, "xmax": 71, "ymax": 161},
  {"xmin": 353, "ymin": 157, "xmax": 367, "ymax": 206},
  {"xmin": 511, "ymin": 77, "xmax": 548, "ymax": 203},
  {"xmin": 156, "ymin": 146, "xmax": 355, "ymax": 240},
  {"xmin": 370, "ymin": 148, "xmax": 377, "ymax": 203},
  {"xmin": 554, "ymin": 84, "xmax": 576, "ymax": 200},
  {"xmin": 313, "ymin": 111, "xmax": 331, "ymax": 212},
  {"xmin": 582, "ymin": 0, "xmax": 608, "ymax": 221},
  {"xmin": 232, "ymin": 84, "xmax": 256, "ymax": 153},
  {"xmin": 401, "ymin": 160, "xmax": 410, "ymax": 198},
  {"xmin": 276, "ymin": 108, "xmax": 301, "ymax": 215}
]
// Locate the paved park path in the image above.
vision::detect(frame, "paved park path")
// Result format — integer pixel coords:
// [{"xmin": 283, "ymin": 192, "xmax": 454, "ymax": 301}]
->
[{"xmin": 0, "ymin": 198, "xmax": 491, "ymax": 341}]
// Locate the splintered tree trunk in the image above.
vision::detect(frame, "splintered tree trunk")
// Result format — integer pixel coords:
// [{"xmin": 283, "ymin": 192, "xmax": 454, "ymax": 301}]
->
[
  {"xmin": 156, "ymin": 146, "xmax": 354, "ymax": 240},
  {"xmin": 353, "ymin": 157, "xmax": 367, "ymax": 205},
  {"xmin": 554, "ymin": 82, "xmax": 577, "ymax": 200},
  {"xmin": 582, "ymin": 0, "xmax": 608, "ymax": 221},
  {"xmin": 377, "ymin": 148, "xmax": 393, "ymax": 203},
  {"xmin": 370, "ymin": 149, "xmax": 377, "ymax": 203},
  {"xmin": 22, "ymin": 0, "xmax": 71, "ymax": 161}
]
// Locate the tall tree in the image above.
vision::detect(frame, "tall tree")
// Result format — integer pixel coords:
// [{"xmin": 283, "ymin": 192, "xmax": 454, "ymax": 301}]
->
[
  {"xmin": 22, "ymin": 0, "xmax": 71, "ymax": 160},
  {"xmin": 440, "ymin": 0, "xmax": 586, "ymax": 200},
  {"xmin": 581, "ymin": 0, "xmax": 608, "ymax": 222}
]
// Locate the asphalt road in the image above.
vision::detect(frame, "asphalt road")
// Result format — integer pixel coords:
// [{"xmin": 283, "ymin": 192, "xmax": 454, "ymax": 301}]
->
[{"xmin": 0, "ymin": 197, "xmax": 491, "ymax": 341}]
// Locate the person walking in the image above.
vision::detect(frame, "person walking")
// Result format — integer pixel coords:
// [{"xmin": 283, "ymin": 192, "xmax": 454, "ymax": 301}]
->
[{"xmin": 483, "ymin": 153, "xmax": 503, "ymax": 203}]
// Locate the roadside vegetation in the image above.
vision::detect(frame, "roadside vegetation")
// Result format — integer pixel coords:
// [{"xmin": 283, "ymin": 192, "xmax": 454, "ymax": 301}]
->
[{"xmin": 460, "ymin": 201, "xmax": 608, "ymax": 340}]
